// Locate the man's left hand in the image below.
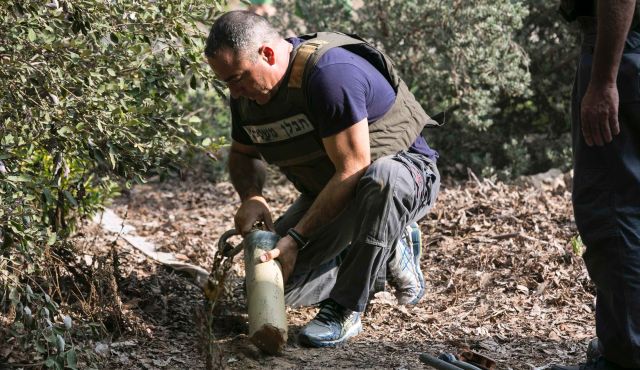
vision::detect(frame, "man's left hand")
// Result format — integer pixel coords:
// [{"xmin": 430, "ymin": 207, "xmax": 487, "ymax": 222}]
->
[{"xmin": 260, "ymin": 235, "xmax": 298, "ymax": 283}]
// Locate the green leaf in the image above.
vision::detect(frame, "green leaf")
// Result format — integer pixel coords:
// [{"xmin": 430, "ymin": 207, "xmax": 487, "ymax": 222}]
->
[
  {"xmin": 108, "ymin": 147, "xmax": 117, "ymax": 169},
  {"xmin": 63, "ymin": 191, "xmax": 78, "ymax": 207},
  {"xmin": 6, "ymin": 175, "xmax": 32, "ymax": 182},
  {"xmin": 188, "ymin": 116, "xmax": 201, "ymax": 124},
  {"xmin": 571, "ymin": 235, "xmax": 583, "ymax": 255},
  {"xmin": 28, "ymin": 28, "xmax": 37, "ymax": 42},
  {"xmin": 43, "ymin": 188, "xmax": 53, "ymax": 204},
  {"xmin": 135, "ymin": 174, "xmax": 147, "ymax": 184},
  {"xmin": 57, "ymin": 126, "xmax": 72, "ymax": 137},
  {"xmin": 190, "ymin": 75, "xmax": 197, "ymax": 89},
  {"xmin": 2, "ymin": 134, "xmax": 14, "ymax": 145},
  {"xmin": 44, "ymin": 358, "xmax": 56, "ymax": 368},
  {"xmin": 201, "ymin": 138, "xmax": 211, "ymax": 146},
  {"xmin": 46, "ymin": 333, "xmax": 57, "ymax": 344},
  {"xmin": 55, "ymin": 334, "xmax": 65, "ymax": 353},
  {"xmin": 106, "ymin": 68, "xmax": 116, "ymax": 77},
  {"xmin": 47, "ymin": 232, "xmax": 57, "ymax": 246},
  {"xmin": 66, "ymin": 349, "xmax": 78, "ymax": 370},
  {"xmin": 131, "ymin": 44, "xmax": 144, "ymax": 55}
]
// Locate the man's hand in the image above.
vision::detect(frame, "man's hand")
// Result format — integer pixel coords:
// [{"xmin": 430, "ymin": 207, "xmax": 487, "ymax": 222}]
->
[
  {"xmin": 234, "ymin": 195, "xmax": 274, "ymax": 235},
  {"xmin": 581, "ymin": 83, "xmax": 621, "ymax": 146},
  {"xmin": 580, "ymin": 0, "xmax": 635, "ymax": 146},
  {"xmin": 259, "ymin": 236, "xmax": 298, "ymax": 283}
]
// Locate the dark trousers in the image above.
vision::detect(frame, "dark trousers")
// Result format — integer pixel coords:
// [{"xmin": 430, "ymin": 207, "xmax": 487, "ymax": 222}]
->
[
  {"xmin": 275, "ymin": 151, "xmax": 440, "ymax": 312},
  {"xmin": 572, "ymin": 30, "xmax": 640, "ymax": 367}
]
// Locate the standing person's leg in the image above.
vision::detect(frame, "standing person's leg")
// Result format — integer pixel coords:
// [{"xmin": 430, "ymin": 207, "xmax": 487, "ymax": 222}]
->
[
  {"xmin": 578, "ymin": 101, "xmax": 640, "ymax": 368},
  {"xmin": 571, "ymin": 43, "xmax": 640, "ymax": 367}
]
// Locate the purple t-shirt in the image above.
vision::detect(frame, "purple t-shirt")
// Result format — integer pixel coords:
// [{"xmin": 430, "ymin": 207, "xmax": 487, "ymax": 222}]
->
[{"xmin": 232, "ymin": 37, "xmax": 437, "ymax": 160}]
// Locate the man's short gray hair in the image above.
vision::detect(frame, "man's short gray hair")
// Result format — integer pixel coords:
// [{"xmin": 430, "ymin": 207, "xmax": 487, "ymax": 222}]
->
[{"xmin": 204, "ymin": 10, "xmax": 280, "ymax": 61}]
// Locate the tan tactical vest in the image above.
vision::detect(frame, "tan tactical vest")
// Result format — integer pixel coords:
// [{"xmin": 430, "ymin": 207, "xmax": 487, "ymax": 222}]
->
[{"xmin": 231, "ymin": 32, "xmax": 437, "ymax": 196}]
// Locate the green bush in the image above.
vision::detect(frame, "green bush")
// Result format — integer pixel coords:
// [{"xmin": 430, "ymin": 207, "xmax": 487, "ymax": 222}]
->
[
  {"xmin": 490, "ymin": 0, "xmax": 578, "ymax": 177},
  {"xmin": 0, "ymin": 0, "xmax": 225, "ymax": 366},
  {"xmin": 175, "ymin": 87, "xmax": 232, "ymax": 181}
]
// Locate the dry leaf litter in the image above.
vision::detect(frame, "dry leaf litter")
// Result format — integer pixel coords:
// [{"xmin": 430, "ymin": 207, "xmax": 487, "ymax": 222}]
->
[{"xmin": 72, "ymin": 169, "xmax": 594, "ymax": 369}]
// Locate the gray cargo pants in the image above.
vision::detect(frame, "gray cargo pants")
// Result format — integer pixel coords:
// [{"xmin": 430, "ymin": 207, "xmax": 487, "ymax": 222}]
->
[
  {"xmin": 572, "ymin": 27, "xmax": 640, "ymax": 367},
  {"xmin": 274, "ymin": 150, "xmax": 440, "ymax": 312}
]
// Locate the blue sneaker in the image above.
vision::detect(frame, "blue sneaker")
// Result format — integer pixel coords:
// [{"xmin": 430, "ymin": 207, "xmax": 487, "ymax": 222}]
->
[
  {"xmin": 387, "ymin": 222, "xmax": 425, "ymax": 305},
  {"xmin": 298, "ymin": 299, "xmax": 362, "ymax": 348}
]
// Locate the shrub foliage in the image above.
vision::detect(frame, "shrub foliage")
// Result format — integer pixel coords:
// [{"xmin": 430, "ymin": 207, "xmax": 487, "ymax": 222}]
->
[{"xmin": 0, "ymin": 0, "xmax": 224, "ymax": 367}]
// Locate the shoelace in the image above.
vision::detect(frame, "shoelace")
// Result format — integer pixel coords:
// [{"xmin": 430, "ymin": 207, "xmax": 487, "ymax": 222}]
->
[{"xmin": 316, "ymin": 300, "xmax": 348, "ymax": 325}]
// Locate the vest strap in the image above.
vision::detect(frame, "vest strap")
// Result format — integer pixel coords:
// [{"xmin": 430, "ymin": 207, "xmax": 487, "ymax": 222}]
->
[{"xmin": 288, "ymin": 40, "xmax": 328, "ymax": 89}]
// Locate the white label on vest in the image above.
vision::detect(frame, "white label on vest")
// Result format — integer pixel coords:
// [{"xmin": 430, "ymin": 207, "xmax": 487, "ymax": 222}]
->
[{"xmin": 243, "ymin": 114, "xmax": 314, "ymax": 144}]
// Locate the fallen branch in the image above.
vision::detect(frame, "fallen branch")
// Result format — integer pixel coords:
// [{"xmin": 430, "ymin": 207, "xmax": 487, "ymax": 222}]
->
[{"xmin": 93, "ymin": 208, "xmax": 210, "ymax": 288}]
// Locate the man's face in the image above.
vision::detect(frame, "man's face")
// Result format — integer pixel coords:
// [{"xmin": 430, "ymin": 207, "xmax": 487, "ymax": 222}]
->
[{"xmin": 207, "ymin": 47, "xmax": 274, "ymax": 105}]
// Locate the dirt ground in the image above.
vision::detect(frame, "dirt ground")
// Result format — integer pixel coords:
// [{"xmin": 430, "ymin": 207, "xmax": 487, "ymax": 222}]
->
[{"xmin": 75, "ymin": 168, "xmax": 594, "ymax": 369}]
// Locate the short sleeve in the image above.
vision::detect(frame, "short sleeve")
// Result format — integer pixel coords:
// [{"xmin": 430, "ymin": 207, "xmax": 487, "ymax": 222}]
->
[
  {"xmin": 230, "ymin": 98, "xmax": 253, "ymax": 144},
  {"xmin": 307, "ymin": 62, "xmax": 371, "ymax": 138}
]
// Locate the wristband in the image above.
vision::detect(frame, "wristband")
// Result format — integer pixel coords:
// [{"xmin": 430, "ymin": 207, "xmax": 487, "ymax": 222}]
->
[{"xmin": 287, "ymin": 228, "xmax": 309, "ymax": 251}]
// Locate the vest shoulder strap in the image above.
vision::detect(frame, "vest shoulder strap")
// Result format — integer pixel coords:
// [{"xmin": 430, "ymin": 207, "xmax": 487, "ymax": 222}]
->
[
  {"xmin": 288, "ymin": 39, "xmax": 329, "ymax": 89},
  {"xmin": 287, "ymin": 32, "xmax": 400, "ymax": 91}
]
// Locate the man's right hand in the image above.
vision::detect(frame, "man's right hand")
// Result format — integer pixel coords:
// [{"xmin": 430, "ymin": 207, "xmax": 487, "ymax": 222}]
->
[
  {"xmin": 581, "ymin": 83, "xmax": 621, "ymax": 146},
  {"xmin": 234, "ymin": 195, "xmax": 274, "ymax": 235}
]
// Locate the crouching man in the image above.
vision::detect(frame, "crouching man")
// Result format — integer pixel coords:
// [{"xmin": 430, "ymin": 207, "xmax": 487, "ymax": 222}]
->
[{"xmin": 205, "ymin": 11, "xmax": 440, "ymax": 347}]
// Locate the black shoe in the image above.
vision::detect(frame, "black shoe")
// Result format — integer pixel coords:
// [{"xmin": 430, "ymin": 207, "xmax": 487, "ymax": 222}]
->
[
  {"xmin": 547, "ymin": 356, "xmax": 632, "ymax": 370},
  {"xmin": 586, "ymin": 338, "xmax": 602, "ymax": 362}
]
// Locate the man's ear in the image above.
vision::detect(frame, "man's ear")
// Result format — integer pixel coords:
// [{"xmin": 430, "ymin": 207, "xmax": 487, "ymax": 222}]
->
[{"xmin": 259, "ymin": 46, "xmax": 276, "ymax": 65}]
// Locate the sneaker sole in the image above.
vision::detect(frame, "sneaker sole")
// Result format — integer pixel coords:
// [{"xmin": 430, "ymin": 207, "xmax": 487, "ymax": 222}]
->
[{"xmin": 298, "ymin": 320, "xmax": 363, "ymax": 348}]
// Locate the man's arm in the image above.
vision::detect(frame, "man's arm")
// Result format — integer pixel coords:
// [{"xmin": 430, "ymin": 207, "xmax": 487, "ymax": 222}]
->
[
  {"xmin": 260, "ymin": 118, "xmax": 371, "ymax": 282},
  {"xmin": 581, "ymin": 0, "xmax": 635, "ymax": 146},
  {"xmin": 295, "ymin": 118, "xmax": 371, "ymax": 235},
  {"xmin": 228, "ymin": 140, "xmax": 274, "ymax": 235}
]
